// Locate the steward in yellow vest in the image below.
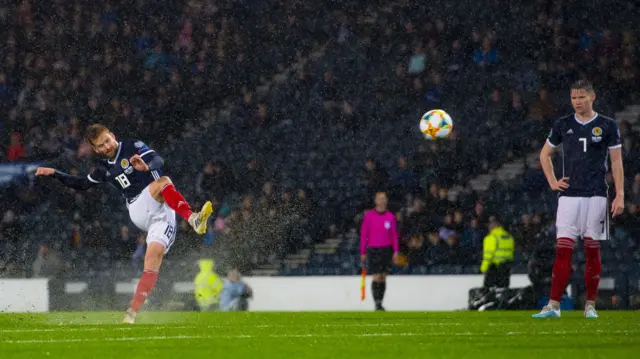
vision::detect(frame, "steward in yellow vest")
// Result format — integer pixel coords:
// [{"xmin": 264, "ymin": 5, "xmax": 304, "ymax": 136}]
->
[
  {"xmin": 481, "ymin": 217, "xmax": 515, "ymax": 289},
  {"xmin": 194, "ymin": 259, "xmax": 224, "ymax": 311}
]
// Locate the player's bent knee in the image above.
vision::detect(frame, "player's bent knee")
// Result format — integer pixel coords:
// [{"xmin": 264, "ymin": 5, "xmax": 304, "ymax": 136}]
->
[
  {"xmin": 149, "ymin": 176, "xmax": 172, "ymax": 198},
  {"xmin": 154, "ymin": 176, "xmax": 172, "ymax": 187}
]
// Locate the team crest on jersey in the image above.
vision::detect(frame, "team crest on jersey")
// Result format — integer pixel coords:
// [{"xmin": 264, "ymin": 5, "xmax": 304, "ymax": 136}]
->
[
  {"xmin": 592, "ymin": 127, "xmax": 603, "ymax": 142},
  {"xmin": 384, "ymin": 221, "xmax": 391, "ymax": 229},
  {"xmin": 134, "ymin": 141, "xmax": 144, "ymax": 148},
  {"xmin": 121, "ymin": 159, "xmax": 129, "ymax": 169}
]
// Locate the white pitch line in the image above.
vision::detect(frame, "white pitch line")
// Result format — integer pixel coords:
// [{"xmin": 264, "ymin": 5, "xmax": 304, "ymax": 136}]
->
[
  {"xmin": 3, "ymin": 330, "xmax": 639, "ymax": 344},
  {"xmin": 0, "ymin": 327, "xmax": 138, "ymax": 333},
  {"xmin": 3, "ymin": 333, "xmax": 422, "ymax": 344},
  {"xmin": 0, "ymin": 322, "xmax": 459, "ymax": 333}
]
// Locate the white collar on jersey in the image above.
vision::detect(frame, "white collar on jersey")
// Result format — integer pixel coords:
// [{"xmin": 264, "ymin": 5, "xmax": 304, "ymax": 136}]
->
[
  {"xmin": 573, "ymin": 112, "xmax": 598, "ymax": 126},
  {"xmin": 107, "ymin": 142, "xmax": 123, "ymax": 164}
]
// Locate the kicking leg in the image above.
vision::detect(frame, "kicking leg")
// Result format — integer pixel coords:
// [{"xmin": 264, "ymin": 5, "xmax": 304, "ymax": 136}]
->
[
  {"xmin": 123, "ymin": 242, "xmax": 164, "ymax": 324},
  {"xmin": 149, "ymin": 176, "xmax": 212, "ymax": 234}
]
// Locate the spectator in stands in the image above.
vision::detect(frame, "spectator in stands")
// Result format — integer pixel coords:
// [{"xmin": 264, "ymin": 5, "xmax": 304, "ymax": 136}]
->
[
  {"xmin": 473, "ymin": 201, "xmax": 489, "ymax": 225},
  {"xmin": 321, "ymin": 70, "xmax": 339, "ymax": 112},
  {"xmin": 452, "ymin": 211, "xmax": 466, "ymax": 234},
  {"xmin": 457, "ymin": 182, "xmax": 479, "ymax": 213},
  {"xmin": 611, "ymin": 56, "xmax": 637, "ymax": 98},
  {"xmin": 408, "ymin": 45, "xmax": 426, "ymax": 75},
  {"xmin": 131, "ymin": 234, "xmax": 146, "ymax": 267},
  {"xmin": 425, "ymin": 231, "xmax": 447, "ymax": 265},
  {"xmin": 514, "ymin": 214, "xmax": 537, "ymax": 252},
  {"xmin": 446, "ymin": 39, "xmax": 464, "ymax": 74},
  {"xmin": 522, "ymin": 161, "xmax": 547, "ymax": 196},
  {"xmin": 361, "ymin": 158, "xmax": 388, "ymax": 206},
  {"xmin": 423, "ymin": 72, "xmax": 443, "ymax": 107},
  {"xmin": 293, "ymin": 189, "xmax": 312, "ymax": 218},
  {"xmin": 406, "ymin": 232, "xmax": 426, "ymax": 267},
  {"xmin": 214, "ymin": 207, "xmax": 232, "ymax": 235},
  {"xmin": 444, "ymin": 234, "xmax": 463, "ymax": 265},
  {"xmin": 116, "ymin": 226, "xmax": 133, "ymax": 259},
  {"xmin": 616, "ymin": 203, "xmax": 640, "ymax": 245},
  {"xmin": 244, "ymin": 159, "xmax": 267, "ymax": 196},
  {"xmin": 404, "ymin": 198, "xmax": 432, "ymax": 236},
  {"xmin": 32, "ymin": 243, "xmax": 63, "ymax": 279},
  {"xmin": 439, "ymin": 213, "xmax": 456, "ymax": 241},
  {"xmin": 219, "ymin": 268, "xmax": 252, "ymax": 312},
  {"xmin": 196, "ymin": 161, "xmax": 234, "ymax": 204},
  {"xmin": 461, "ymin": 217, "xmax": 485, "ymax": 249},
  {"xmin": 260, "ymin": 182, "xmax": 278, "ymax": 208},
  {"xmin": 506, "ymin": 91, "xmax": 528, "ymax": 123},
  {"xmin": 473, "ymin": 37, "xmax": 499, "ymax": 68},
  {"xmin": 252, "ymin": 103, "xmax": 272, "ymax": 127},
  {"xmin": 433, "ymin": 187, "xmax": 452, "ymax": 217},
  {"xmin": 527, "ymin": 88, "xmax": 556, "ymax": 122},
  {"xmin": 6, "ymin": 132, "xmax": 25, "ymax": 161}
]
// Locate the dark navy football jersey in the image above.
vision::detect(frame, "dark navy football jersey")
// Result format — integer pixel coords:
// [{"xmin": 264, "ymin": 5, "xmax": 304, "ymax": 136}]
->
[
  {"xmin": 547, "ymin": 113, "xmax": 621, "ymax": 197},
  {"xmin": 86, "ymin": 139, "xmax": 163, "ymax": 202}
]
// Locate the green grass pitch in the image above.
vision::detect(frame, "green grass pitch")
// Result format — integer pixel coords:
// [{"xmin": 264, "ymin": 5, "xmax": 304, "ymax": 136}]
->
[{"xmin": 1, "ymin": 311, "xmax": 639, "ymax": 358}]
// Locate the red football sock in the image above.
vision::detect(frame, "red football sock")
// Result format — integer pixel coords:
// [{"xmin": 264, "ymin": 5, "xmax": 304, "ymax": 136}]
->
[
  {"xmin": 130, "ymin": 270, "xmax": 159, "ymax": 312},
  {"xmin": 550, "ymin": 237, "xmax": 575, "ymax": 302},
  {"xmin": 584, "ymin": 237, "xmax": 601, "ymax": 302},
  {"xmin": 161, "ymin": 184, "xmax": 193, "ymax": 221}
]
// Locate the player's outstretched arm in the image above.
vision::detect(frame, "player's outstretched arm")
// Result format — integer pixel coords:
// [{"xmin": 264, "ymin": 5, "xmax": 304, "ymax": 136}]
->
[
  {"xmin": 539, "ymin": 142, "xmax": 569, "ymax": 191},
  {"xmin": 35, "ymin": 167, "xmax": 96, "ymax": 191}
]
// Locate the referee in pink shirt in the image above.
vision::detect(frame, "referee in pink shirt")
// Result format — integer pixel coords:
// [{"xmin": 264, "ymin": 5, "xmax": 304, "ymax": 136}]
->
[{"xmin": 360, "ymin": 191, "xmax": 399, "ymax": 311}]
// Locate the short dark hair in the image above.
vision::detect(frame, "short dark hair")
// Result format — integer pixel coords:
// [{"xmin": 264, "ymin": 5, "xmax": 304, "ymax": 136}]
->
[
  {"xmin": 571, "ymin": 79, "xmax": 594, "ymax": 93},
  {"xmin": 84, "ymin": 124, "xmax": 110, "ymax": 145}
]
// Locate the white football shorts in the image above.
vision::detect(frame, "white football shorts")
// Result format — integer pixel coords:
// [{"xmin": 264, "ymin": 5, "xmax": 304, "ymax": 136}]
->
[
  {"xmin": 555, "ymin": 196, "xmax": 608, "ymax": 241},
  {"xmin": 127, "ymin": 184, "xmax": 177, "ymax": 253}
]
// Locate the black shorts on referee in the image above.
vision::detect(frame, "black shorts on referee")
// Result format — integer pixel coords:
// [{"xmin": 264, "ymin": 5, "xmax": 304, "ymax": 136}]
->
[{"xmin": 367, "ymin": 246, "xmax": 393, "ymax": 274}]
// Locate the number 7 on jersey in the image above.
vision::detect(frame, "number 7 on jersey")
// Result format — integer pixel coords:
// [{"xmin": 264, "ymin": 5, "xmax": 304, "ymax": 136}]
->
[{"xmin": 579, "ymin": 137, "xmax": 587, "ymax": 152}]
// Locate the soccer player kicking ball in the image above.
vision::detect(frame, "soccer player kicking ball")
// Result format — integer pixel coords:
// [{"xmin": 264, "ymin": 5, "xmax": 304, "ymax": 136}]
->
[
  {"xmin": 35, "ymin": 124, "xmax": 213, "ymax": 324},
  {"xmin": 533, "ymin": 80, "xmax": 624, "ymax": 319}
]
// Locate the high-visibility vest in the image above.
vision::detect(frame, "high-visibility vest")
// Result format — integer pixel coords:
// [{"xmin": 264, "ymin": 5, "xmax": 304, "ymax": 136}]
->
[
  {"xmin": 194, "ymin": 260, "xmax": 224, "ymax": 307},
  {"xmin": 480, "ymin": 226, "xmax": 515, "ymax": 273}
]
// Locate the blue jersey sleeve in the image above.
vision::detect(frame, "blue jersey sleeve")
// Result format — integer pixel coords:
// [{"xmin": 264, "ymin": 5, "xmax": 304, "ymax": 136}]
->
[
  {"xmin": 133, "ymin": 140, "xmax": 152, "ymax": 156},
  {"xmin": 87, "ymin": 166, "xmax": 108, "ymax": 183},
  {"xmin": 132, "ymin": 140, "xmax": 164, "ymax": 171},
  {"xmin": 547, "ymin": 120, "xmax": 563, "ymax": 147},
  {"xmin": 607, "ymin": 120, "xmax": 622, "ymax": 149},
  {"xmin": 53, "ymin": 170, "xmax": 98, "ymax": 190}
]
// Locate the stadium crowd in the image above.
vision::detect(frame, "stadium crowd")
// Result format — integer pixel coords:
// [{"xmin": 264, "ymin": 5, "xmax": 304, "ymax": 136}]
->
[{"xmin": 0, "ymin": 0, "xmax": 640, "ymax": 290}]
